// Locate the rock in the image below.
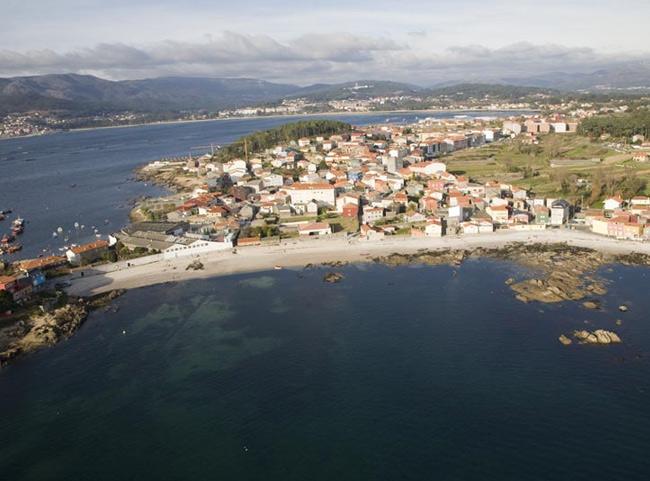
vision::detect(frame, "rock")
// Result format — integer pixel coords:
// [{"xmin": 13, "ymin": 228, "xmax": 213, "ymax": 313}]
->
[
  {"xmin": 583, "ymin": 301, "xmax": 599, "ymax": 309},
  {"xmin": 323, "ymin": 272, "xmax": 345, "ymax": 283},
  {"xmin": 185, "ymin": 260, "xmax": 204, "ymax": 271},
  {"xmin": 616, "ymin": 319, "xmax": 623, "ymax": 326},
  {"xmin": 619, "ymin": 305, "xmax": 628, "ymax": 312},
  {"xmin": 600, "ymin": 330, "xmax": 621, "ymax": 343},
  {"xmin": 572, "ymin": 329, "xmax": 621, "ymax": 345},
  {"xmin": 515, "ymin": 294, "xmax": 529, "ymax": 303},
  {"xmin": 594, "ymin": 330, "xmax": 612, "ymax": 344},
  {"xmin": 321, "ymin": 260, "xmax": 348, "ymax": 268},
  {"xmin": 573, "ymin": 330, "xmax": 591, "ymax": 341},
  {"xmin": 505, "ymin": 278, "xmax": 515, "ymax": 285},
  {"xmin": 558, "ymin": 335, "xmax": 572, "ymax": 345}
]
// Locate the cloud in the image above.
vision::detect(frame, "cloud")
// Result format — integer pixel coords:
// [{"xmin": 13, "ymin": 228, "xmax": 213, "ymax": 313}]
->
[{"xmin": 0, "ymin": 34, "xmax": 647, "ymax": 86}]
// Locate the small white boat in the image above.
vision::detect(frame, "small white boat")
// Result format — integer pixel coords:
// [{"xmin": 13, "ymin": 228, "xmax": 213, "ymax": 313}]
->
[
  {"xmin": 274, "ymin": 265, "xmax": 283, "ymax": 270},
  {"xmin": 52, "ymin": 232, "xmax": 58, "ymax": 238},
  {"xmin": 74, "ymin": 222, "xmax": 79, "ymax": 228},
  {"xmin": 57, "ymin": 227, "xmax": 63, "ymax": 233}
]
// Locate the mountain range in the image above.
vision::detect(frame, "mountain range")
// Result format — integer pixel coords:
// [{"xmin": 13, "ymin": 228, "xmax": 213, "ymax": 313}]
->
[{"xmin": 2, "ymin": 65, "xmax": 650, "ymax": 116}]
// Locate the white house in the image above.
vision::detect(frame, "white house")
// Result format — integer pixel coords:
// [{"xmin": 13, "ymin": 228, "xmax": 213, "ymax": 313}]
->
[
  {"xmin": 298, "ymin": 222, "xmax": 332, "ymax": 236},
  {"xmin": 551, "ymin": 199, "xmax": 571, "ymax": 225},
  {"xmin": 604, "ymin": 196, "xmax": 624, "ymax": 211},
  {"xmin": 424, "ymin": 218, "xmax": 444, "ymax": 237}
]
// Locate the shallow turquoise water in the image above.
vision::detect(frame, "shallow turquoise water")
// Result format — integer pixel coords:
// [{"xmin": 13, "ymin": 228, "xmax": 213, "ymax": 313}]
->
[{"xmin": 1, "ymin": 260, "xmax": 649, "ymax": 480}]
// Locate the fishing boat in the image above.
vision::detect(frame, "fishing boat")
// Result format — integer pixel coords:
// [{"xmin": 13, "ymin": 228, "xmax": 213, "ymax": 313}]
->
[
  {"xmin": 1, "ymin": 234, "xmax": 14, "ymax": 244},
  {"xmin": 274, "ymin": 265, "xmax": 283, "ymax": 270},
  {"xmin": 52, "ymin": 232, "xmax": 58, "ymax": 238},
  {"xmin": 12, "ymin": 217, "xmax": 24, "ymax": 228},
  {"xmin": 12, "ymin": 225, "xmax": 23, "ymax": 235}
]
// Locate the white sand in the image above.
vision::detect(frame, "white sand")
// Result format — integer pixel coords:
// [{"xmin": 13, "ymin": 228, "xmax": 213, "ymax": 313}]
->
[{"xmin": 66, "ymin": 229, "xmax": 650, "ymax": 297}]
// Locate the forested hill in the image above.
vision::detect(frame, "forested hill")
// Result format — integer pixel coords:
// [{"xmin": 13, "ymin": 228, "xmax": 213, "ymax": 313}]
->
[
  {"xmin": 578, "ymin": 109, "xmax": 650, "ymax": 139},
  {"xmin": 216, "ymin": 120, "xmax": 351, "ymax": 162}
]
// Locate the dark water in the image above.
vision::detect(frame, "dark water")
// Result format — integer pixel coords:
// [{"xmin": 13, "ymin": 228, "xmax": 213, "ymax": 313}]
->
[
  {"xmin": 1, "ymin": 260, "xmax": 649, "ymax": 480},
  {"xmin": 0, "ymin": 111, "xmax": 524, "ymax": 260}
]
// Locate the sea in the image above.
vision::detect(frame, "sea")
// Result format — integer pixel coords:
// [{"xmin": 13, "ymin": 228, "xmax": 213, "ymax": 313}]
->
[{"xmin": 1, "ymin": 112, "xmax": 650, "ymax": 480}]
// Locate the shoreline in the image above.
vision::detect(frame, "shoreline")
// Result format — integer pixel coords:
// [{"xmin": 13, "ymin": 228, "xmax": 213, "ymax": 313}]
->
[
  {"xmin": 1, "ymin": 108, "xmax": 537, "ymax": 141},
  {"xmin": 66, "ymin": 229, "xmax": 650, "ymax": 297}
]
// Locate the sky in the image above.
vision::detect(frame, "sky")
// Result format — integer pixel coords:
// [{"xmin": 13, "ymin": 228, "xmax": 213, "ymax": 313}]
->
[{"xmin": 2, "ymin": 0, "xmax": 650, "ymax": 85}]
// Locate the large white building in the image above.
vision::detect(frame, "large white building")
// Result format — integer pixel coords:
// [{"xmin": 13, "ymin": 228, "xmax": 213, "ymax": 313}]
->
[{"xmin": 285, "ymin": 183, "xmax": 335, "ymax": 205}]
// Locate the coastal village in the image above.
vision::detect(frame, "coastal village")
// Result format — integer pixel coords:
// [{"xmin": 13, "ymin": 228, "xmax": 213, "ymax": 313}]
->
[{"xmin": 3, "ymin": 113, "xmax": 650, "ymax": 312}]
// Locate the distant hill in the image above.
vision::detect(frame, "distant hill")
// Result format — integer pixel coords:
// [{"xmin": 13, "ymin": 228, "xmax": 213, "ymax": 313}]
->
[
  {"xmin": 288, "ymin": 80, "xmax": 423, "ymax": 101},
  {"xmin": 422, "ymin": 83, "xmax": 559, "ymax": 100},
  {"xmin": 503, "ymin": 64, "xmax": 650, "ymax": 92},
  {"xmin": 0, "ymin": 74, "xmax": 301, "ymax": 115}
]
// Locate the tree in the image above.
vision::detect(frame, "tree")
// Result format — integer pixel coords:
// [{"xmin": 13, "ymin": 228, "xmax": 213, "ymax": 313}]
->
[{"xmin": 0, "ymin": 291, "xmax": 15, "ymax": 312}]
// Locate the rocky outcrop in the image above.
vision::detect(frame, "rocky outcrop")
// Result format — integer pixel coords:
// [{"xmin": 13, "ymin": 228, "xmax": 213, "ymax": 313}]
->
[
  {"xmin": 323, "ymin": 272, "xmax": 345, "ymax": 283},
  {"xmin": 321, "ymin": 260, "xmax": 349, "ymax": 268},
  {"xmin": 572, "ymin": 329, "xmax": 622, "ymax": 345},
  {"xmin": 0, "ymin": 290, "xmax": 124, "ymax": 368},
  {"xmin": 618, "ymin": 305, "xmax": 628, "ymax": 312},
  {"xmin": 186, "ymin": 260, "xmax": 204, "ymax": 271},
  {"xmin": 558, "ymin": 334, "xmax": 573, "ymax": 345}
]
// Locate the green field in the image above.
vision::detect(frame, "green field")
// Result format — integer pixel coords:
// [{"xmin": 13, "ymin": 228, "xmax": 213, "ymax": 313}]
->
[{"xmin": 444, "ymin": 134, "xmax": 647, "ymax": 202}]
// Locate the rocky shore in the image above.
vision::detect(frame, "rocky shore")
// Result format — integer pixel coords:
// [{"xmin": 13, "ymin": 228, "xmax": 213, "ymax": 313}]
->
[
  {"xmin": 0, "ymin": 290, "xmax": 124, "ymax": 368},
  {"xmin": 374, "ymin": 242, "xmax": 650, "ymax": 306}
]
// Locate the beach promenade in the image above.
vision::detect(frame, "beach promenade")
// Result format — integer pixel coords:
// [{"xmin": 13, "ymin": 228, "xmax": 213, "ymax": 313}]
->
[{"xmin": 65, "ymin": 229, "xmax": 650, "ymax": 296}]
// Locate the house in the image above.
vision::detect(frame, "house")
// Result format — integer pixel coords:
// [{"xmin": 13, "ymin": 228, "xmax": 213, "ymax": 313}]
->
[
  {"xmin": 551, "ymin": 199, "xmax": 571, "ymax": 225},
  {"xmin": 66, "ymin": 240, "xmax": 109, "ymax": 266},
  {"xmin": 633, "ymin": 152, "xmax": 648, "ymax": 162},
  {"xmin": 486, "ymin": 205, "xmax": 509, "ymax": 223},
  {"xmin": 604, "ymin": 196, "xmax": 624, "ymax": 211},
  {"xmin": 533, "ymin": 206, "xmax": 550, "ymax": 224},
  {"xmin": 0, "ymin": 276, "xmax": 17, "ymax": 297},
  {"xmin": 630, "ymin": 196, "xmax": 650, "ymax": 206},
  {"xmin": 405, "ymin": 210, "xmax": 427, "ymax": 224},
  {"xmin": 342, "ymin": 204, "xmax": 359, "ymax": 218},
  {"xmin": 424, "ymin": 218, "xmax": 444, "ymax": 237},
  {"xmin": 477, "ymin": 219, "xmax": 494, "ymax": 233},
  {"xmin": 298, "ymin": 222, "xmax": 332, "ymax": 236},
  {"xmin": 460, "ymin": 221, "xmax": 479, "ymax": 235},
  {"xmin": 16, "ymin": 256, "xmax": 67, "ymax": 274},
  {"xmin": 359, "ymin": 224, "xmax": 385, "ymax": 241},
  {"xmin": 362, "ymin": 207, "xmax": 384, "ymax": 224}
]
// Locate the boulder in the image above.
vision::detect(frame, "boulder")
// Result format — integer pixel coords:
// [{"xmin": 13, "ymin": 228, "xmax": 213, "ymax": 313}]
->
[
  {"xmin": 618, "ymin": 305, "xmax": 628, "ymax": 312},
  {"xmin": 558, "ymin": 335, "xmax": 572, "ymax": 345},
  {"xmin": 323, "ymin": 272, "xmax": 345, "ymax": 283},
  {"xmin": 583, "ymin": 301, "xmax": 599, "ymax": 309}
]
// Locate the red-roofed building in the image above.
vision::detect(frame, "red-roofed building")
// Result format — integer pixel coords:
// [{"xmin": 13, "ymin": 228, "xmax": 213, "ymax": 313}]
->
[{"xmin": 66, "ymin": 240, "xmax": 109, "ymax": 266}]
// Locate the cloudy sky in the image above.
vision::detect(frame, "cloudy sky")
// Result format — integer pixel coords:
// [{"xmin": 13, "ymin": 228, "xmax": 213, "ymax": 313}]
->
[{"xmin": 2, "ymin": 0, "xmax": 650, "ymax": 84}]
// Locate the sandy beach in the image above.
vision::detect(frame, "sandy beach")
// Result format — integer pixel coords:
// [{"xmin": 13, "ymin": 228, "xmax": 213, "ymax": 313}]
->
[{"xmin": 65, "ymin": 229, "xmax": 650, "ymax": 297}]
